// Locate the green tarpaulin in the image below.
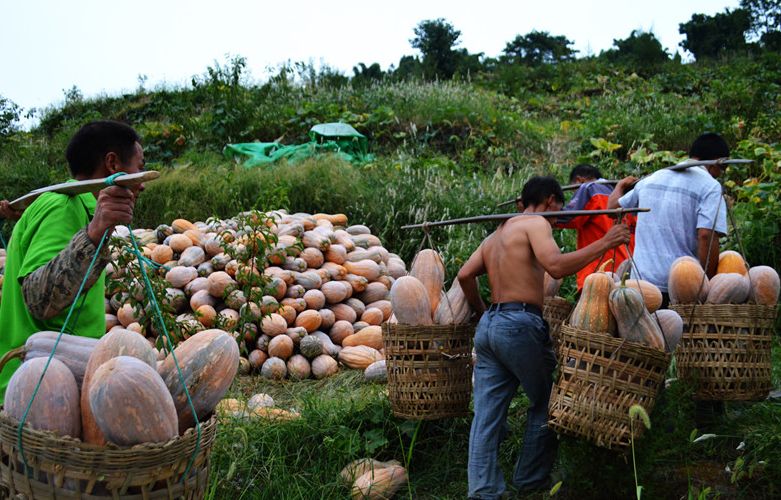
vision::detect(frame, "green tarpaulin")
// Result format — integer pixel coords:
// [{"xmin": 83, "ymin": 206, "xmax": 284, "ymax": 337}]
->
[{"xmin": 223, "ymin": 123, "xmax": 373, "ymax": 167}]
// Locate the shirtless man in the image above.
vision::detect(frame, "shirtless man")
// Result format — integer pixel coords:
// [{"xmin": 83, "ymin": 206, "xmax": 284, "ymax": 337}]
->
[{"xmin": 458, "ymin": 176, "xmax": 630, "ymax": 499}]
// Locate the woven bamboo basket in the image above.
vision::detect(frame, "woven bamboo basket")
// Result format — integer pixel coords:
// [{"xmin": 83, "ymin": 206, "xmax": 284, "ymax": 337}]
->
[
  {"xmin": 548, "ymin": 324, "xmax": 671, "ymax": 450},
  {"xmin": 543, "ymin": 296, "xmax": 573, "ymax": 347},
  {"xmin": 670, "ymin": 303, "xmax": 777, "ymax": 401},
  {"xmin": 0, "ymin": 349, "xmax": 217, "ymax": 499},
  {"xmin": 383, "ymin": 323, "xmax": 474, "ymax": 420}
]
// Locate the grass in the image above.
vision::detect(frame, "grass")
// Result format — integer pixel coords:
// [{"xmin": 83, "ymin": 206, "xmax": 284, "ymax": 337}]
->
[{"xmin": 207, "ymin": 341, "xmax": 781, "ymax": 499}]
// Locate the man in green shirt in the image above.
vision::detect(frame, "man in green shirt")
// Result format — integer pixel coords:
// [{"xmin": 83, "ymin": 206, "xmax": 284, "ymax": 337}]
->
[{"xmin": 0, "ymin": 120, "xmax": 145, "ymax": 402}]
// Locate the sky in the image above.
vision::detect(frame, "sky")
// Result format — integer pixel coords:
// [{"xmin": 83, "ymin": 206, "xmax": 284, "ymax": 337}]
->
[{"xmin": 1, "ymin": 0, "xmax": 739, "ymax": 115}]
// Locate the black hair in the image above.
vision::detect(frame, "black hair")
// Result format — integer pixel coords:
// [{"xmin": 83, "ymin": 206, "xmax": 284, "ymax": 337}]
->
[
  {"xmin": 568, "ymin": 164, "xmax": 602, "ymax": 183},
  {"xmin": 65, "ymin": 120, "xmax": 140, "ymax": 177},
  {"xmin": 689, "ymin": 133, "xmax": 729, "ymax": 161},
  {"xmin": 520, "ymin": 176, "xmax": 565, "ymax": 207}
]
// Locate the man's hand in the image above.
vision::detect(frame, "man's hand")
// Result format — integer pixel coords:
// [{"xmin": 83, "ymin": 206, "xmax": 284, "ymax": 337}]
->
[
  {"xmin": 608, "ymin": 176, "xmax": 639, "ymax": 209},
  {"xmin": 0, "ymin": 200, "xmax": 23, "ymax": 221},
  {"xmin": 87, "ymin": 186, "xmax": 135, "ymax": 245},
  {"xmin": 602, "ymin": 223, "xmax": 631, "ymax": 250}
]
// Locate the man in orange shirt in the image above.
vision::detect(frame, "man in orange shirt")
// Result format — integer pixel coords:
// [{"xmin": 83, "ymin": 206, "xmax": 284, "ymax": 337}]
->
[{"xmin": 555, "ymin": 164, "xmax": 635, "ymax": 291}]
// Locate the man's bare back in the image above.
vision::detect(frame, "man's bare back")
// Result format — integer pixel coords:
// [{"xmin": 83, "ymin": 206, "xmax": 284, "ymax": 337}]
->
[{"xmin": 482, "ymin": 216, "xmax": 549, "ymax": 308}]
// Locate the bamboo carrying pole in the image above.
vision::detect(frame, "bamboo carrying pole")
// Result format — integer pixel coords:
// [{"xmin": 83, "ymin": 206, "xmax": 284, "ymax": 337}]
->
[
  {"xmin": 9, "ymin": 171, "xmax": 160, "ymax": 210},
  {"xmin": 402, "ymin": 207, "xmax": 650, "ymax": 230},
  {"xmin": 496, "ymin": 158, "xmax": 754, "ymax": 208}
]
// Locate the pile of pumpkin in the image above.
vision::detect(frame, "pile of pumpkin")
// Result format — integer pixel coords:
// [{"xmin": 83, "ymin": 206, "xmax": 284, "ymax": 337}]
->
[
  {"xmin": 5, "ymin": 328, "xmax": 238, "ymax": 446},
  {"xmin": 667, "ymin": 251, "xmax": 779, "ymax": 306},
  {"xmin": 105, "ymin": 212, "xmax": 405, "ymax": 382}
]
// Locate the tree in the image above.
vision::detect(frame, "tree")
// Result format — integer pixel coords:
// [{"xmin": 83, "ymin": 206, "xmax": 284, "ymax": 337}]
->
[
  {"xmin": 0, "ymin": 95, "xmax": 21, "ymax": 138},
  {"xmin": 410, "ymin": 18, "xmax": 462, "ymax": 79},
  {"xmin": 741, "ymin": 0, "xmax": 781, "ymax": 38},
  {"xmin": 679, "ymin": 9, "xmax": 751, "ymax": 60},
  {"xmin": 352, "ymin": 63, "xmax": 384, "ymax": 87},
  {"xmin": 602, "ymin": 30, "xmax": 669, "ymax": 67},
  {"xmin": 503, "ymin": 31, "xmax": 577, "ymax": 65}
]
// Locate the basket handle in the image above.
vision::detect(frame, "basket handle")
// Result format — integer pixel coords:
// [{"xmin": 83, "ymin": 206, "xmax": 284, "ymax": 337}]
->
[{"xmin": 0, "ymin": 346, "xmax": 26, "ymax": 372}]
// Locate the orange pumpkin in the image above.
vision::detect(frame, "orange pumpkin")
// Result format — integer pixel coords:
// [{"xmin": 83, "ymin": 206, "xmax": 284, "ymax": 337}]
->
[
  {"xmin": 341, "ymin": 325, "xmax": 383, "ymax": 350},
  {"xmin": 390, "ymin": 276, "xmax": 433, "ymax": 326},
  {"xmin": 410, "ymin": 249, "xmax": 445, "ymax": 316},
  {"xmin": 294, "ymin": 309, "xmax": 323, "ymax": 333},
  {"xmin": 570, "ymin": 271, "xmax": 615, "ymax": 333},
  {"xmin": 338, "ymin": 346, "xmax": 383, "ymax": 369},
  {"xmin": 717, "ymin": 250, "xmax": 748, "ymax": 275},
  {"xmin": 624, "ymin": 279, "xmax": 663, "ymax": 313},
  {"xmin": 668, "ymin": 256, "xmax": 709, "ymax": 304}
]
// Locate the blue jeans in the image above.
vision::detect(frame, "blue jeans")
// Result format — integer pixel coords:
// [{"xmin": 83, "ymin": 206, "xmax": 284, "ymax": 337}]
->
[{"xmin": 468, "ymin": 304, "xmax": 558, "ymax": 499}]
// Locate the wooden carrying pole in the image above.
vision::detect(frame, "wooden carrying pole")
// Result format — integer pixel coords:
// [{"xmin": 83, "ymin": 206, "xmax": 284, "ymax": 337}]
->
[
  {"xmin": 496, "ymin": 158, "xmax": 753, "ymax": 208},
  {"xmin": 402, "ymin": 207, "xmax": 650, "ymax": 230},
  {"xmin": 9, "ymin": 171, "xmax": 160, "ymax": 210}
]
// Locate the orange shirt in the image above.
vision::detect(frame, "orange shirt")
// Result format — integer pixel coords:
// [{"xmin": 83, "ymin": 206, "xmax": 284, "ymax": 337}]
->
[{"xmin": 556, "ymin": 181, "xmax": 636, "ymax": 291}]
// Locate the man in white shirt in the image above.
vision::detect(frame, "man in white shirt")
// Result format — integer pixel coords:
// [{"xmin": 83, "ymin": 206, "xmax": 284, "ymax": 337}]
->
[{"xmin": 608, "ymin": 133, "xmax": 729, "ymax": 308}]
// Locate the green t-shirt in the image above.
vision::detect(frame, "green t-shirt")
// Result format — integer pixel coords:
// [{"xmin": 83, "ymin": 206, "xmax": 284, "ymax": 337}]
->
[{"xmin": 0, "ymin": 191, "xmax": 106, "ymax": 403}]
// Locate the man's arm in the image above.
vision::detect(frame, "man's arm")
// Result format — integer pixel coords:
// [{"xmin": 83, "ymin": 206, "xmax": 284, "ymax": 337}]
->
[
  {"xmin": 22, "ymin": 185, "xmax": 135, "ymax": 320},
  {"xmin": 526, "ymin": 217, "xmax": 630, "ymax": 279},
  {"xmin": 22, "ymin": 229, "xmax": 110, "ymax": 320},
  {"xmin": 457, "ymin": 243, "xmax": 487, "ymax": 316},
  {"xmin": 697, "ymin": 228, "xmax": 720, "ymax": 278},
  {"xmin": 607, "ymin": 176, "xmax": 638, "ymax": 209}
]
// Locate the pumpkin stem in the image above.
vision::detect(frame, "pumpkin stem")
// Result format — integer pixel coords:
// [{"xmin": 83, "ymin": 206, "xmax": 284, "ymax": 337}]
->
[
  {"xmin": 620, "ymin": 271, "xmax": 629, "ymax": 287},
  {"xmin": 598, "ymin": 258, "xmax": 614, "ymax": 273}
]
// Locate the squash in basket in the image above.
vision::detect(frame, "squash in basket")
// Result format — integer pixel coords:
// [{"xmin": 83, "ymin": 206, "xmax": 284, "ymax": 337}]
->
[
  {"xmin": 389, "ymin": 276, "xmax": 433, "ymax": 326},
  {"xmin": 748, "ymin": 266, "xmax": 780, "ymax": 306},
  {"xmin": 89, "ymin": 356, "xmax": 178, "ymax": 445},
  {"xmin": 5, "ymin": 357, "xmax": 81, "ymax": 438},
  {"xmin": 570, "ymin": 272, "xmax": 615, "ymax": 333},
  {"xmin": 717, "ymin": 250, "xmax": 748, "ymax": 276},
  {"xmin": 608, "ymin": 277, "xmax": 665, "ymax": 350},
  {"xmin": 410, "ymin": 249, "xmax": 445, "ymax": 316},
  {"xmin": 668, "ymin": 256, "xmax": 709, "ymax": 304}
]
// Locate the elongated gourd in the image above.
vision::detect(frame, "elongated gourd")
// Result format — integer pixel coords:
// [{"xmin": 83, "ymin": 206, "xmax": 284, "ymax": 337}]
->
[
  {"xmin": 570, "ymin": 271, "xmax": 615, "ymax": 334},
  {"xmin": 608, "ymin": 276, "xmax": 665, "ymax": 350},
  {"xmin": 409, "ymin": 249, "xmax": 445, "ymax": 316}
]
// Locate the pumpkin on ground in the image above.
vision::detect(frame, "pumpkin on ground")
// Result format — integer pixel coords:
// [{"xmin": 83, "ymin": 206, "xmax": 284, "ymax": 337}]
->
[{"xmin": 351, "ymin": 465, "xmax": 408, "ymax": 500}]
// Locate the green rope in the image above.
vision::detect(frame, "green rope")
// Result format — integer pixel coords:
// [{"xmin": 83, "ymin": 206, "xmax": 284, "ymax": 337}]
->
[
  {"xmin": 17, "ymin": 229, "xmax": 109, "ymax": 469},
  {"xmin": 0, "ymin": 219, "xmax": 7, "ymax": 250},
  {"xmin": 126, "ymin": 225, "xmax": 202, "ymax": 481}
]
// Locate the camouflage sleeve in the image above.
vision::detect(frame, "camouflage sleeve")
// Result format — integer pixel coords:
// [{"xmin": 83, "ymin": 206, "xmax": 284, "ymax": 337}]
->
[{"xmin": 22, "ymin": 228, "xmax": 111, "ymax": 321}]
